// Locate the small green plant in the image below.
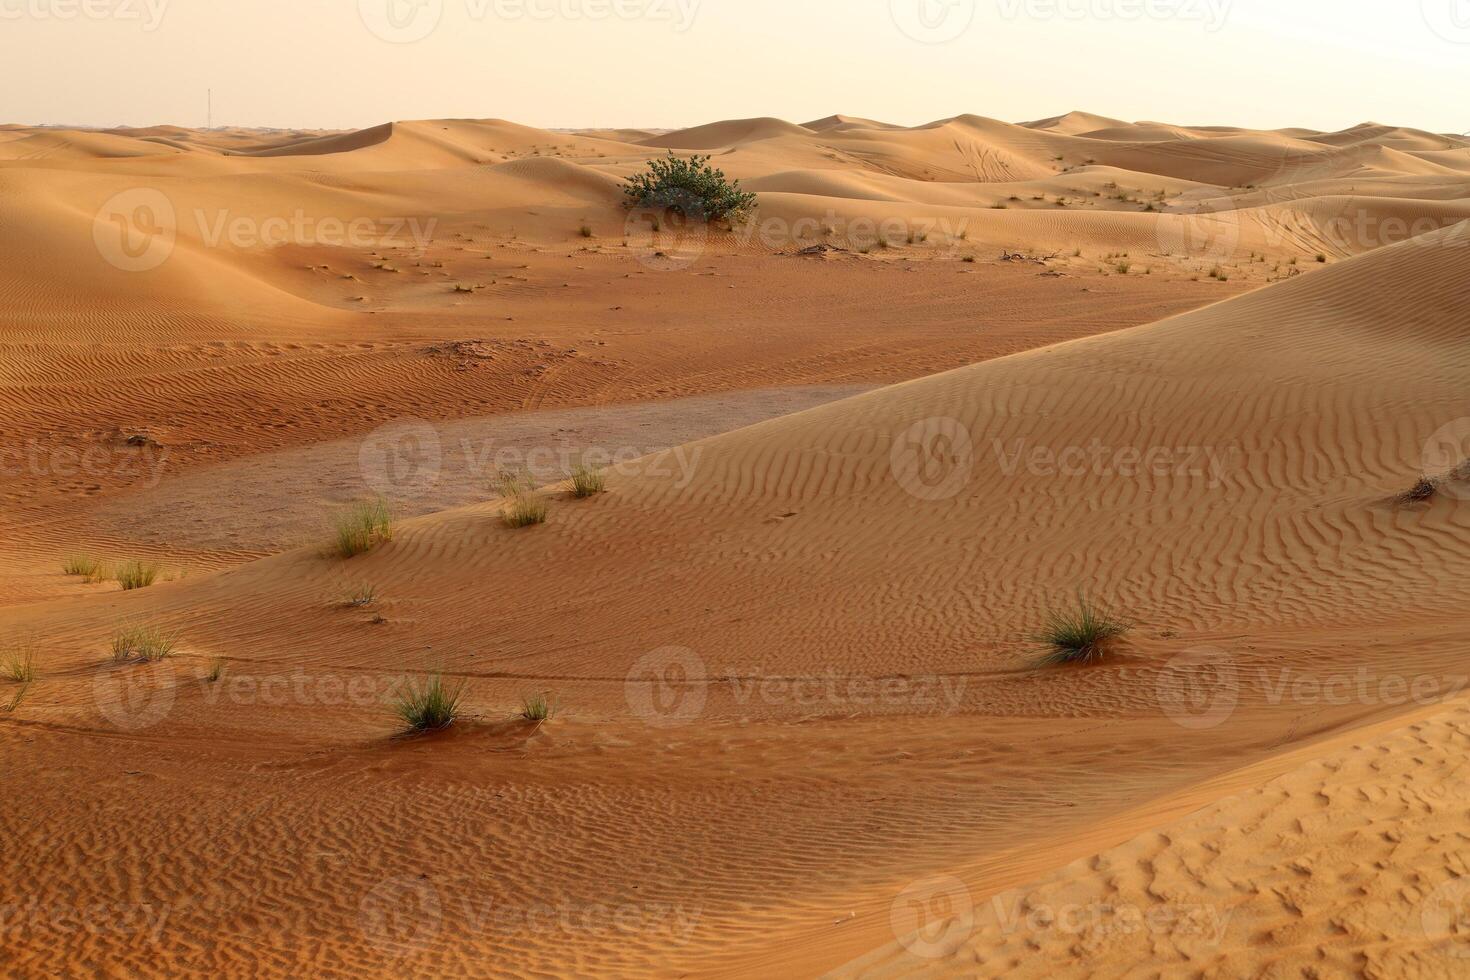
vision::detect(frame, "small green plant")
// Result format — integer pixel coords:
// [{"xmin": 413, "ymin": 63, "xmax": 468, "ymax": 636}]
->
[
  {"xmin": 62, "ymin": 554, "xmax": 101, "ymax": 578},
  {"xmin": 111, "ymin": 622, "xmax": 179, "ymax": 664},
  {"xmin": 568, "ymin": 463, "xmax": 606, "ymax": 499},
  {"xmin": 204, "ymin": 658, "xmax": 226, "ymax": 683},
  {"xmin": 520, "ymin": 692, "xmax": 556, "ymax": 724},
  {"xmin": 1033, "ymin": 595, "xmax": 1131, "ymax": 666},
  {"xmin": 1115, "ymin": 261, "xmax": 1131, "ymax": 274},
  {"xmin": 345, "ymin": 583, "xmax": 377, "ymax": 608},
  {"xmin": 579, "ymin": 224, "xmax": 593, "ymax": 238},
  {"xmin": 498, "ymin": 471, "xmax": 548, "ymax": 528},
  {"xmin": 336, "ymin": 498, "xmax": 394, "ymax": 558},
  {"xmin": 115, "ymin": 561, "xmax": 160, "ymax": 591},
  {"xmin": 1, "ymin": 641, "xmax": 37, "ymax": 683},
  {"xmin": 392, "ymin": 673, "xmax": 466, "ymax": 733},
  {"xmin": 623, "ymin": 152, "xmax": 756, "ymax": 223}
]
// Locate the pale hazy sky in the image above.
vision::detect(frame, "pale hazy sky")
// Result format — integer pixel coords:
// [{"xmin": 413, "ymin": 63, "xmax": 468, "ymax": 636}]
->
[{"xmin": 4, "ymin": 0, "xmax": 1467, "ymax": 133}]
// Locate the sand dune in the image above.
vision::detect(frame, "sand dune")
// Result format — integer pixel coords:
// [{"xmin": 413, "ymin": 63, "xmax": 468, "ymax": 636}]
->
[{"xmin": 2, "ymin": 111, "xmax": 1468, "ymax": 977}]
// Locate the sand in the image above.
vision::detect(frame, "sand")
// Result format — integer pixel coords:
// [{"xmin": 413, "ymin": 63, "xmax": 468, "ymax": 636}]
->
[{"xmin": 1, "ymin": 113, "xmax": 1469, "ymax": 978}]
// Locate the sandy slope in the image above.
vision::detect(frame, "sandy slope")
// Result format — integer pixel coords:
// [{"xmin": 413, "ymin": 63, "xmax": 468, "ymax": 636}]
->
[{"xmin": 1, "ymin": 114, "xmax": 1468, "ymax": 977}]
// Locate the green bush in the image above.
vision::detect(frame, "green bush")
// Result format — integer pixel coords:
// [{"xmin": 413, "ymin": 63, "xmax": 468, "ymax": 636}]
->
[{"xmin": 623, "ymin": 153, "xmax": 757, "ymax": 223}]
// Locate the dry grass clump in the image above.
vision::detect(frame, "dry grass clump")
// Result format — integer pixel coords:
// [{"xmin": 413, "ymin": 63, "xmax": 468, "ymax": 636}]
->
[
  {"xmin": 336, "ymin": 498, "xmax": 394, "ymax": 557},
  {"xmin": 498, "ymin": 471, "xmax": 548, "ymax": 528},
  {"xmin": 115, "ymin": 560, "xmax": 160, "ymax": 591},
  {"xmin": 567, "ymin": 463, "xmax": 606, "ymax": 499},
  {"xmin": 520, "ymin": 692, "xmax": 557, "ymax": 724},
  {"xmin": 63, "ymin": 554, "xmax": 103, "ymax": 579},
  {"xmin": 110, "ymin": 622, "xmax": 180, "ymax": 664},
  {"xmin": 1, "ymin": 640, "xmax": 37, "ymax": 683}
]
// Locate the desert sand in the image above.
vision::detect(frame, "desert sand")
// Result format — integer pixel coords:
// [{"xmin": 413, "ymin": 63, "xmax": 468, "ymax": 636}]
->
[{"xmin": 2, "ymin": 112, "xmax": 1469, "ymax": 977}]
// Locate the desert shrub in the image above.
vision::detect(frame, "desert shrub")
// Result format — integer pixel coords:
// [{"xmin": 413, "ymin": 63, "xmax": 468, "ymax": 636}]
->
[
  {"xmin": 392, "ymin": 673, "xmax": 466, "ymax": 733},
  {"xmin": 498, "ymin": 471, "xmax": 548, "ymax": 528},
  {"xmin": 520, "ymin": 692, "xmax": 556, "ymax": 723},
  {"xmin": 115, "ymin": 561, "xmax": 160, "ymax": 591},
  {"xmin": 1, "ymin": 641, "xmax": 37, "ymax": 683},
  {"xmin": 111, "ymin": 622, "xmax": 179, "ymax": 664},
  {"xmin": 568, "ymin": 463, "xmax": 606, "ymax": 499},
  {"xmin": 1034, "ymin": 595, "xmax": 1131, "ymax": 666},
  {"xmin": 623, "ymin": 153, "xmax": 756, "ymax": 223},
  {"xmin": 63, "ymin": 554, "xmax": 101, "ymax": 578},
  {"xmin": 336, "ymin": 499, "xmax": 394, "ymax": 558}
]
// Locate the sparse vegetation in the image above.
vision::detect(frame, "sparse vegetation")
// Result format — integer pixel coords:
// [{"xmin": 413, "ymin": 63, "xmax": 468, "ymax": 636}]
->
[
  {"xmin": 111, "ymin": 622, "xmax": 179, "ymax": 664},
  {"xmin": 1, "ymin": 641, "xmax": 37, "ymax": 683},
  {"xmin": 1034, "ymin": 595, "xmax": 1131, "ymax": 666},
  {"xmin": 520, "ymin": 692, "xmax": 556, "ymax": 724},
  {"xmin": 568, "ymin": 463, "xmax": 606, "ymax": 499},
  {"xmin": 335, "ymin": 498, "xmax": 394, "ymax": 557},
  {"xmin": 579, "ymin": 223, "xmax": 593, "ymax": 238},
  {"xmin": 1316, "ymin": 253, "xmax": 1327, "ymax": 263},
  {"xmin": 62, "ymin": 554, "xmax": 101, "ymax": 579},
  {"xmin": 115, "ymin": 561, "xmax": 160, "ymax": 591},
  {"xmin": 345, "ymin": 583, "xmax": 377, "ymax": 608},
  {"xmin": 392, "ymin": 673, "xmax": 466, "ymax": 733},
  {"xmin": 205, "ymin": 658, "xmax": 227, "ymax": 683},
  {"xmin": 498, "ymin": 471, "xmax": 548, "ymax": 528},
  {"xmin": 2, "ymin": 682, "xmax": 30, "ymax": 714},
  {"xmin": 623, "ymin": 152, "xmax": 757, "ymax": 223}
]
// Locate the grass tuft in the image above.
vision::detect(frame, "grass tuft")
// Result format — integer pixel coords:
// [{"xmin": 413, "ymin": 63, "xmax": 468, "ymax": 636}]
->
[
  {"xmin": 2, "ymin": 682, "xmax": 30, "ymax": 714},
  {"xmin": 520, "ymin": 692, "xmax": 556, "ymax": 724},
  {"xmin": 63, "ymin": 554, "xmax": 102, "ymax": 579},
  {"xmin": 392, "ymin": 673, "xmax": 466, "ymax": 733},
  {"xmin": 498, "ymin": 471, "xmax": 548, "ymax": 528},
  {"xmin": 205, "ymin": 658, "xmax": 227, "ymax": 683},
  {"xmin": 345, "ymin": 583, "xmax": 377, "ymax": 608},
  {"xmin": 568, "ymin": 463, "xmax": 606, "ymax": 499},
  {"xmin": 115, "ymin": 561, "xmax": 160, "ymax": 591},
  {"xmin": 1, "ymin": 641, "xmax": 37, "ymax": 683},
  {"xmin": 336, "ymin": 498, "xmax": 394, "ymax": 558},
  {"xmin": 1034, "ymin": 595, "xmax": 1131, "ymax": 666},
  {"xmin": 111, "ymin": 622, "xmax": 179, "ymax": 664}
]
